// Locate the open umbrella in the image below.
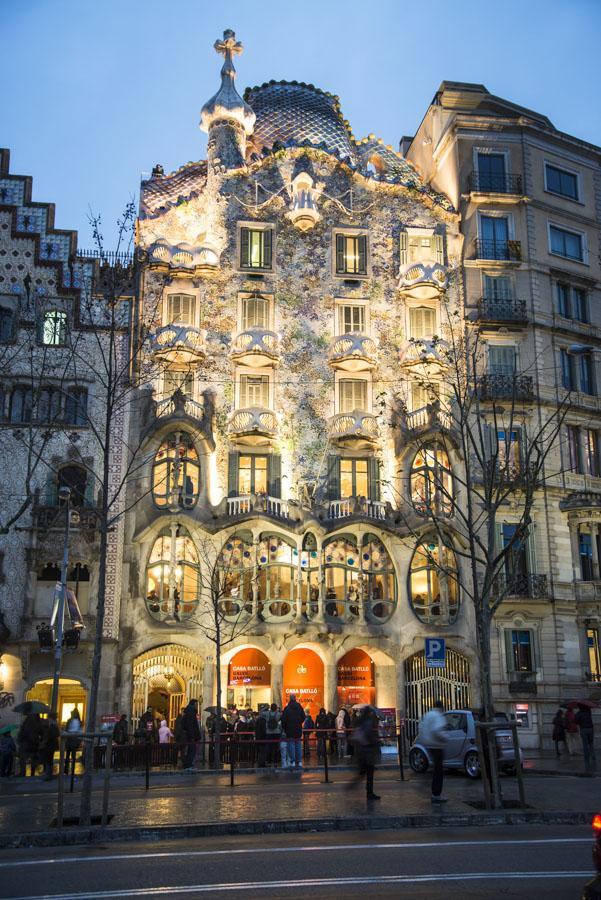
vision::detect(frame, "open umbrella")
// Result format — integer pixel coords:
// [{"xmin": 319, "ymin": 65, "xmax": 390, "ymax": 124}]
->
[
  {"xmin": 352, "ymin": 704, "xmax": 385, "ymax": 720},
  {"xmin": 12, "ymin": 700, "xmax": 50, "ymax": 715},
  {"xmin": 565, "ymin": 699, "xmax": 600, "ymax": 709},
  {"xmin": 0, "ymin": 724, "xmax": 19, "ymax": 736},
  {"xmin": 204, "ymin": 706, "xmax": 224, "ymax": 715}
]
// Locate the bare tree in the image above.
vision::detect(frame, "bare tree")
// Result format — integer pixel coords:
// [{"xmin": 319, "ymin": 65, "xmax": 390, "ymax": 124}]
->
[{"xmin": 390, "ymin": 298, "xmax": 568, "ymax": 777}]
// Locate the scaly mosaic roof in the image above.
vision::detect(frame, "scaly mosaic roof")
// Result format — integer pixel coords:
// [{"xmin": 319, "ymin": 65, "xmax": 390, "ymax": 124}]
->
[
  {"xmin": 140, "ymin": 161, "xmax": 208, "ymax": 218},
  {"xmin": 245, "ymin": 81, "xmax": 358, "ymax": 165}
]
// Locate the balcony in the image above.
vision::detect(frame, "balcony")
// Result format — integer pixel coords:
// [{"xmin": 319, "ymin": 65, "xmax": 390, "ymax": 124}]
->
[
  {"xmin": 328, "ymin": 410, "xmax": 379, "ymax": 448},
  {"xmin": 508, "ymin": 671, "xmax": 537, "ymax": 695},
  {"xmin": 226, "ymin": 494, "xmax": 294, "ymax": 521},
  {"xmin": 575, "ymin": 581, "xmax": 601, "ymax": 602},
  {"xmin": 468, "ymin": 172, "xmax": 523, "ymax": 195},
  {"xmin": 328, "ymin": 334, "xmax": 377, "ymax": 372},
  {"xmin": 476, "ymin": 297, "xmax": 528, "ymax": 324},
  {"xmin": 227, "ymin": 407, "xmax": 277, "ymax": 446},
  {"xmin": 495, "ymin": 573, "xmax": 549, "ymax": 600},
  {"xmin": 559, "ymin": 491, "xmax": 601, "ymax": 513},
  {"xmin": 402, "ymin": 402, "xmax": 453, "ymax": 435},
  {"xmin": 154, "ymin": 391, "xmax": 205, "ymax": 421},
  {"xmin": 400, "ymin": 338, "xmax": 449, "ymax": 372},
  {"xmin": 230, "ymin": 329, "xmax": 281, "ymax": 368},
  {"xmin": 32, "ymin": 505, "xmax": 98, "ymax": 532},
  {"xmin": 327, "ymin": 497, "xmax": 388, "ymax": 522},
  {"xmin": 478, "ymin": 373, "xmax": 534, "ymax": 402},
  {"xmin": 150, "ymin": 324, "xmax": 207, "ymax": 366},
  {"xmin": 398, "ymin": 261, "xmax": 448, "ymax": 300},
  {"xmin": 473, "ymin": 239, "xmax": 522, "ymax": 262}
]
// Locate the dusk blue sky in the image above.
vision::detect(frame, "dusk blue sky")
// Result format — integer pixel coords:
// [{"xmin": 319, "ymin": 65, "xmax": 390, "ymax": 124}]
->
[{"xmin": 3, "ymin": 0, "xmax": 601, "ymax": 248}]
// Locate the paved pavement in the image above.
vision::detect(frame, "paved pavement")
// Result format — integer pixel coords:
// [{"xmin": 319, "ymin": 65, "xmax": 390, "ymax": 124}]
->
[
  {"xmin": 0, "ymin": 824, "xmax": 594, "ymax": 898},
  {"xmin": 0, "ymin": 765, "xmax": 598, "ymax": 839}
]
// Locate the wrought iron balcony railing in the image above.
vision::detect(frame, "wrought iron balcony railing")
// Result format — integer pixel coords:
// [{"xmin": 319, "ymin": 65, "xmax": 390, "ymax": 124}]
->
[
  {"xmin": 33, "ymin": 505, "xmax": 98, "ymax": 531},
  {"xmin": 468, "ymin": 172, "xmax": 523, "ymax": 194},
  {"xmin": 508, "ymin": 671, "xmax": 537, "ymax": 694},
  {"xmin": 477, "ymin": 297, "xmax": 528, "ymax": 323},
  {"xmin": 473, "ymin": 239, "xmax": 522, "ymax": 262},
  {"xmin": 495, "ymin": 573, "xmax": 549, "ymax": 599},
  {"xmin": 478, "ymin": 373, "xmax": 534, "ymax": 402}
]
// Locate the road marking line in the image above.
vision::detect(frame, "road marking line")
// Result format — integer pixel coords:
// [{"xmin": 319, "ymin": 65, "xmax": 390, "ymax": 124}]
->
[
  {"xmin": 0, "ymin": 837, "xmax": 590, "ymax": 868},
  {"xmin": 3, "ymin": 871, "xmax": 593, "ymax": 899}
]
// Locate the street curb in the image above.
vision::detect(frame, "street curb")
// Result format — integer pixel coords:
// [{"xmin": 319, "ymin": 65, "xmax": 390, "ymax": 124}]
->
[{"xmin": 0, "ymin": 809, "xmax": 596, "ymax": 849}]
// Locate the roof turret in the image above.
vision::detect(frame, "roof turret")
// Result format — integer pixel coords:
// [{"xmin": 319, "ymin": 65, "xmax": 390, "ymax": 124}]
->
[{"xmin": 200, "ymin": 29, "xmax": 256, "ymax": 135}]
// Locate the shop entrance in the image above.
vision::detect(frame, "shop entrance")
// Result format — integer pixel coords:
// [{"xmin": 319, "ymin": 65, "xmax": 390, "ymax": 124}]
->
[
  {"xmin": 337, "ymin": 649, "xmax": 375, "ymax": 708},
  {"xmin": 404, "ymin": 648, "xmax": 471, "ymax": 742},
  {"xmin": 283, "ymin": 648, "xmax": 324, "ymax": 718},
  {"xmin": 27, "ymin": 678, "xmax": 87, "ymax": 727},
  {"xmin": 227, "ymin": 648, "xmax": 271, "ymax": 710},
  {"xmin": 132, "ymin": 644, "xmax": 203, "ymax": 730}
]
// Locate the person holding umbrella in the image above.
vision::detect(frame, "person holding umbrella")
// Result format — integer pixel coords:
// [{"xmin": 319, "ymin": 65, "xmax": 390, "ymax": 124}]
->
[
  {"xmin": 569, "ymin": 700, "xmax": 598, "ymax": 773},
  {"xmin": 14, "ymin": 701, "xmax": 48, "ymax": 777},
  {"xmin": 0, "ymin": 726, "xmax": 17, "ymax": 777}
]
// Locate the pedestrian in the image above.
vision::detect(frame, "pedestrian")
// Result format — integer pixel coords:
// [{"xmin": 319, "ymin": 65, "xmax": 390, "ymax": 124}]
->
[
  {"xmin": 40, "ymin": 712, "xmax": 60, "ymax": 781},
  {"xmin": 265, "ymin": 703, "xmax": 281, "ymax": 766},
  {"xmin": 419, "ymin": 700, "xmax": 449, "ymax": 803},
  {"xmin": 18, "ymin": 712, "xmax": 43, "ymax": 777},
  {"xmin": 315, "ymin": 707, "xmax": 329, "ymax": 761},
  {"xmin": 112, "ymin": 714, "xmax": 129, "ymax": 745},
  {"xmin": 564, "ymin": 706, "xmax": 579, "ymax": 756},
  {"xmin": 336, "ymin": 707, "xmax": 348, "ymax": 759},
  {"xmin": 138, "ymin": 706, "xmax": 156, "ymax": 743},
  {"xmin": 551, "ymin": 708, "xmax": 568, "ymax": 758},
  {"xmin": 255, "ymin": 706, "xmax": 268, "ymax": 767},
  {"xmin": 281, "ymin": 693, "xmax": 305, "ymax": 769},
  {"xmin": 326, "ymin": 710, "xmax": 337, "ymax": 756},
  {"xmin": 158, "ymin": 719, "xmax": 173, "ymax": 744},
  {"xmin": 575, "ymin": 704, "xmax": 596, "ymax": 774},
  {"xmin": 181, "ymin": 699, "xmax": 201, "ymax": 769},
  {"xmin": 302, "ymin": 709, "xmax": 314, "ymax": 759},
  {"xmin": 279, "ymin": 727, "xmax": 289, "ymax": 769},
  {"xmin": 64, "ymin": 708, "xmax": 83, "ymax": 775},
  {"xmin": 347, "ymin": 705, "xmax": 381, "ymax": 800},
  {"xmin": 0, "ymin": 732, "xmax": 16, "ymax": 777}
]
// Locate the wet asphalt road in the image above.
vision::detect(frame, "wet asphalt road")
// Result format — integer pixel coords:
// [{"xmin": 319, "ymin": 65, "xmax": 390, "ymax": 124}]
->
[{"xmin": 0, "ymin": 824, "xmax": 594, "ymax": 899}]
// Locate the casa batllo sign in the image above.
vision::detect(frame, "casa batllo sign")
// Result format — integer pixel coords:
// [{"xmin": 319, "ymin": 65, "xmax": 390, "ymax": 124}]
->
[{"xmin": 228, "ymin": 649, "xmax": 271, "ymax": 686}]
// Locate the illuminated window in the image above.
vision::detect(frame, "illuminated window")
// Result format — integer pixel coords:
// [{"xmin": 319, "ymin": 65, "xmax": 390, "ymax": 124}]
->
[
  {"xmin": 409, "ymin": 536, "xmax": 459, "ymax": 624},
  {"xmin": 338, "ymin": 304, "xmax": 365, "ymax": 334},
  {"xmin": 238, "ymin": 455, "xmax": 268, "ymax": 494},
  {"xmin": 410, "ymin": 446, "xmax": 453, "ymax": 515},
  {"xmin": 239, "ymin": 373, "xmax": 270, "ymax": 408},
  {"xmin": 335, "ymin": 233, "xmax": 367, "ymax": 276},
  {"xmin": 146, "ymin": 527, "xmax": 199, "ymax": 623},
  {"xmin": 409, "ymin": 307, "xmax": 436, "ymax": 340},
  {"xmin": 240, "ymin": 227, "xmax": 273, "ymax": 270},
  {"xmin": 587, "ymin": 628, "xmax": 601, "ymax": 681},
  {"xmin": 300, "ymin": 532, "xmax": 319, "ymax": 620},
  {"xmin": 241, "ymin": 295, "xmax": 269, "ymax": 330},
  {"xmin": 152, "ymin": 432, "xmax": 200, "ymax": 509},
  {"xmin": 42, "ymin": 310, "xmax": 67, "ymax": 346},
  {"xmin": 362, "ymin": 534, "xmax": 396, "ymax": 623},
  {"xmin": 166, "ymin": 294, "xmax": 196, "ymax": 325},
  {"xmin": 323, "ymin": 537, "xmax": 360, "ymax": 622},
  {"xmin": 216, "ymin": 535, "xmax": 255, "ymax": 620},
  {"xmin": 340, "ymin": 459, "xmax": 369, "ymax": 498},
  {"xmin": 339, "ymin": 378, "xmax": 368, "ymax": 413},
  {"xmin": 257, "ymin": 535, "xmax": 295, "ymax": 621},
  {"xmin": 505, "ymin": 629, "xmax": 534, "ymax": 672}
]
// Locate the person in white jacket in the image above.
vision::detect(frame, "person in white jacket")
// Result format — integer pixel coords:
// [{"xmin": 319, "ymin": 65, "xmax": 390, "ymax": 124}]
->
[
  {"xmin": 336, "ymin": 709, "xmax": 347, "ymax": 759},
  {"xmin": 419, "ymin": 701, "xmax": 449, "ymax": 803}
]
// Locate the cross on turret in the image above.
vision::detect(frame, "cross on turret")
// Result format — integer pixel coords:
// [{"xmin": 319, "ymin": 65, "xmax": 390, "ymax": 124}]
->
[{"xmin": 213, "ymin": 29, "xmax": 244, "ymax": 62}]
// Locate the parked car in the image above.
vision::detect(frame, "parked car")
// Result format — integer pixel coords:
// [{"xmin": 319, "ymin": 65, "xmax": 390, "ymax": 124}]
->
[
  {"xmin": 408, "ymin": 709, "xmax": 522, "ymax": 779},
  {"xmin": 581, "ymin": 814, "xmax": 601, "ymax": 899}
]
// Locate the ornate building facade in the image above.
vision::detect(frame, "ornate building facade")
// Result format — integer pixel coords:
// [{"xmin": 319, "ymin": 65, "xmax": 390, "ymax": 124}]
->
[{"xmin": 1, "ymin": 37, "xmax": 601, "ymax": 751}]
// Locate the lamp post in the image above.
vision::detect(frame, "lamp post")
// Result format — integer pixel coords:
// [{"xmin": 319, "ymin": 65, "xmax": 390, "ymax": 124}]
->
[{"xmin": 50, "ymin": 485, "xmax": 72, "ymax": 717}]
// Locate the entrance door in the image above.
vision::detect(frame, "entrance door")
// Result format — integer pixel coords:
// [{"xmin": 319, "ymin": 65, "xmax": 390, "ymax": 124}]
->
[
  {"xmin": 404, "ymin": 649, "xmax": 471, "ymax": 743},
  {"xmin": 169, "ymin": 693, "xmax": 185, "ymax": 729}
]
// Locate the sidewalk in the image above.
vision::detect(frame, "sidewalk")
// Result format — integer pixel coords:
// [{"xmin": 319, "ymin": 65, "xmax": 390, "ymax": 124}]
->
[{"xmin": 0, "ymin": 765, "xmax": 598, "ymax": 849}]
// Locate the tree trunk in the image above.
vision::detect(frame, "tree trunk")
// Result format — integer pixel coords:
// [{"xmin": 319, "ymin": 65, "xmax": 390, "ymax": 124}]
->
[
  {"xmin": 475, "ymin": 603, "xmax": 502, "ymax": 808},
  {"xmin": 213, "ymin": 611, "xmax": 222, "ymax": 770}
]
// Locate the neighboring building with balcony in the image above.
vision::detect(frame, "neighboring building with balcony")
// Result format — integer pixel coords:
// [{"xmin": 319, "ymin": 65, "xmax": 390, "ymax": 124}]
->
[{"xmin": 406, "ymin": 80, "xmax": 601, "ymax": 746}]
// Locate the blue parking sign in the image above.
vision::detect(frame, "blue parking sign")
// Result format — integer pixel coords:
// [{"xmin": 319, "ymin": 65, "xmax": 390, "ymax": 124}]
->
[{"xmin": 425, "ymin": 638, "xmax": 445, "ymax": 668}]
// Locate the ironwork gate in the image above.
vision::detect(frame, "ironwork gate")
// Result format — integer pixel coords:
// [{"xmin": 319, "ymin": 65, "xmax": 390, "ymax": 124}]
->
[
  {"xmin": 404, "ymin": 648, "xmax": 471, "ymax": 742},
  {"xmin": 132, "ymin": 644, "xmax": 203, "ymax": 731}
]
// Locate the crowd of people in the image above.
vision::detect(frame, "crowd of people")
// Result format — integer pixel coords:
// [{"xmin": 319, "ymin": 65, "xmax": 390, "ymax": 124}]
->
[{"xmin": 0, "ymin": 707, "xmax": 82, "ymax": 780}]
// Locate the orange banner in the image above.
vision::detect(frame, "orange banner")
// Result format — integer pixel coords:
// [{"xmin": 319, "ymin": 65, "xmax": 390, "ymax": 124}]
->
[
  {"xmin": 228, "ymin": 648, "xmax": 271, "ymax": 686},
  {"xmin": 337, "ymin": 649, "xmax": 375, "ymax": 688},
  {"xmin": 283, "ymin": 648, "xmax": 324, "ymax": 718}
]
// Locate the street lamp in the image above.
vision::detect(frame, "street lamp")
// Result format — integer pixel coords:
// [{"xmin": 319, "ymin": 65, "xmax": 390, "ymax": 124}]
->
[{"xmin": 50, "ymin": 485, "xmax": 72, "ymax": 718}]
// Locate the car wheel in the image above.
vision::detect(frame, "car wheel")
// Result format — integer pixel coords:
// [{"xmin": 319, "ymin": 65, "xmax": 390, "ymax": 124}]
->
[
  {"xmin": 503, "ymin": 765, "xmax": 517, "ymax": 776},
  {"xmin": 409, "ymin": 747, "xmax": 429, "ymax": 773},
  {"xmin": 464, "ymin": 750, "xmax": 481, "ymax": 779}
]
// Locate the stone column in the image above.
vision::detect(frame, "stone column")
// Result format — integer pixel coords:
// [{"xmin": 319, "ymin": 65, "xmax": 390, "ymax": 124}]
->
[
  {"xmin": 324, "ymin": 660, "xmax": 337, "ymax": 714},
  {"xmin": 569, "ymin": 522, "xmax": 581, "ymax": 581},
  {"xmin": 592, "ymin": 524, "xmax": 600, "ymax": 580},
  {"xmin": 271, "ymin": 661, "xmax": 283, "ymax": 708}
]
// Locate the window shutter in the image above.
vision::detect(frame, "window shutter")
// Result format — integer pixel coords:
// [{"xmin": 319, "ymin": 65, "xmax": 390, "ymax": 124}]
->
[
  {"xmin": 240, "ymin": 228, "xmax": 250, "ymax": 268},
  {"xmin": 504, "ymin": 630, "xmax": 515, "ymax": 673},
  {"xmin": 84, "ymin": 472, "xmax": 95, "ymax": 508},
  {"xmin": 267, "ymin": 453, "xmax": 281, "ymax": 498},
  {"xmin": 327, "ymin": 454, "xmax": 340, "ymax": 501},
  {"xmin": 399, "ymin": 232, "xmax": 408, "ymax": 267},
  {"xmin": 434, "ymin": 234, "xmax": 444, "ymax": 265},
  {"xmin": 46, "ymin": 473, "xmax": 58, "ymax": 507},
  {"xmin": 335, "ymin": 234, "xmax": 345, "ymax": 273},
  {"xmin": 263, "ymin": 229, "xmax": 272, "ymax": 269},
  {"xmin": 357, "ymin": 235, "xmax": 367, "ymax": 274},
  {"xmin": 227, "ymin": 451, "xmax": 239, "ymax": 497},
  {"xmin": 368, "ymin": 457, "xmax": 380, "ymax": 500}
]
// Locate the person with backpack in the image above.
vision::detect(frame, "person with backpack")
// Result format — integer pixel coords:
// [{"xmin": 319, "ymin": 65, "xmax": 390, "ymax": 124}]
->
[
  {"xmin": 265, "ymin": 703, "xmax": 281, "ymax": 766},
  {"xmin": 302, "ymin": 709, "xmax": 314, "ymax": 759},
  {"xmin": 281, "ymin": 694, "xmax": 305, "ymax": 769}
]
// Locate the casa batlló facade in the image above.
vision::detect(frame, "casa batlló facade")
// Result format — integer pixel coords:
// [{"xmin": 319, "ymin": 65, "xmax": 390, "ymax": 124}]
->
[{"xmin": 1, "ymin": 34, "xmax": 600, "ymax": 751}]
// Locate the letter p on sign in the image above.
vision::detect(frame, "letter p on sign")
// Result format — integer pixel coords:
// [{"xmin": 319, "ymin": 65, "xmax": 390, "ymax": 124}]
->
[{"xmin": 425, "ymin": 637, "xmax": 445, "ymax": 668}]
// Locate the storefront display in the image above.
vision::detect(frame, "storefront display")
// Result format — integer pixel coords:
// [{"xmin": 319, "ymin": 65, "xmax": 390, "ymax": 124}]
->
[
  {"xmin": 336, "ymin": 648, "xmax": 375, "ymax": 707},
  {"xmin": 228, "ymin": 648, "xmax": 271, "ymax": 709},
  {"xmin": 283, "ymin": 648, "xmax": 324, "ymax": 718}
]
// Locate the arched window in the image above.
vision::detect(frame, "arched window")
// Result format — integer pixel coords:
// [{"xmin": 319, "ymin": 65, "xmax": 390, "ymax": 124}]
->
[
  {"xmin": 409, "ymin": 535, "xmax": 459, "ymax": 624},
  {"xmin": 146, "ymin": 526, "xmax": 199, "ymax": 623},
  {"xmin": 58, "ymin": 465, "xmax": 88, "ymax": 508},
  {"xmin": 300, "ymin": 532, "xmax": 319, "ymax": 620},
  {"xmin": 215, "ymin": 535, "xmax": 255, "ymax": 621},
  {"xmin": 152, "ymin": 432, "xmax": 200, "ymax": 509},
  {"xmin": 323, "ymin": 537, "xmax": 360, "ymax": 622},
  {"xmin": 42, "ymin": 310, "xmax": 67, "ymax": 346},
  {"xmin": 257, "ymin": 535, "xmax": 295, "ymax": 622},
  {"xmin": 362, "ymin": 534, "xmax": 396, "ymax": 622},
  {"xmin": 410, "ymin": 446, "xmax": 453, "ymax": 516}
]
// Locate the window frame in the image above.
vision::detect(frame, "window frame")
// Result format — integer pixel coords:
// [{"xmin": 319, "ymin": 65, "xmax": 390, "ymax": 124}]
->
[
  {"xmin": 0, "ymin": 305, "xmax": 15, "ymax": 344},
  {"xmin": 335, "ymin": 299, "xmax": 368, "ymax": 335},
  {"xmin": 238, "ymin": 370, "xmax": 271, "ymax": 409},
  {"xmin": 337, "ymin": 375, "xmax": 370, "ymax": 414},
  {"xmin": 333, "ymin": 228, "xmax": 369, "ymax": 278},
  {"xmin": 548, "ymin": 222, "xmax": 587, "ymax": 263},
  {"xmin": 41, "ymin": 309, "xmax": 68, "ymax": 347},
  {"xmin": 238, "ymin": 223, "xmax": 274, "ymax": 272},
  {"xmin": 238, "ymin": 293, "xmax": 273, "ymax": 332},
  {"xmin": 505, "ymin": 628, "xmax": 535, "ymax": 674},
  {"xmin": 544, "ymin": 161, "xmax": 581, "ymax": 202},
  {"xmin": 164, "ymin": 292, "xmax": 198, "ymax": 327},
  {"xmin": 151, "ymin": 432, "xmax": 201, "ymax": 510}
]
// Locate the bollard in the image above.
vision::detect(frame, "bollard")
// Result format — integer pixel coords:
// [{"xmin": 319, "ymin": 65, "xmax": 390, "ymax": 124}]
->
[
  {"xmin": 145, "ymin": 739, "xmax": 150, "ymax": 791},
  {"xmin": 322, "ymin": 743, "xmax": 330, "ymax": 784},
  {"xmin": 396, "ymin": 730, "xmax": 405, "ymax": 781}
]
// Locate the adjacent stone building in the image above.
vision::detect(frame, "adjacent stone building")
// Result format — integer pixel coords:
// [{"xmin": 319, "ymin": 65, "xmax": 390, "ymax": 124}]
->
[{"xmin": 2, "ymin": 38, "xmax": 601, "ymax": 752}]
